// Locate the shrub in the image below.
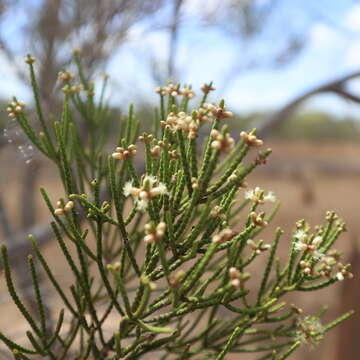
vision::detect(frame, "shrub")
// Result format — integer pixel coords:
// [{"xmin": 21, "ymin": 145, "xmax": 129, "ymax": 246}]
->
[{"xmin": 0, "ymin": 53, "xmax": 354, "ymax": 360}]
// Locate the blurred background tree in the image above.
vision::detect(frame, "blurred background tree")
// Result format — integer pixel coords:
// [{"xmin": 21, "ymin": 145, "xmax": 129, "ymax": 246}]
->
[
  {"xmin": 0, "ymin": 0, "xmax": 164, "ymax": 110},
  {"xmin": 0, "ymin": 0, "xmax": 310, "ymax": 106}
]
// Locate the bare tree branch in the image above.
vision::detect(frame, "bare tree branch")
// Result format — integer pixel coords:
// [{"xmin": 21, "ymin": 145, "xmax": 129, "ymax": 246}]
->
[
  {"xmin": 167, "ymin": 0, "xmax": 184, "ymax": 79},
  {"xmin": 258, "ymin": 70, "xmax": 360, "ymax": 137}
]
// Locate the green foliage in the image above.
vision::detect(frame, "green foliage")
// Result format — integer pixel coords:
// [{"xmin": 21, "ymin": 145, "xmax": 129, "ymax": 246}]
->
[
  {"xmin": 274, "ymin": 111, "xmax": 360, "ymax": 141},
  {"xmin": 233, "ymin": 110, "xmax": 360, "ymax": 141},
  {"xmin": 0, "ymin": 53, "xmax": 354, "ymax": 359}
]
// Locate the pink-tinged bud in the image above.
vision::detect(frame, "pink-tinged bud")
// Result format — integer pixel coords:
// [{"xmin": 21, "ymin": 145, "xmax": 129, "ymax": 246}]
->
[
  {"xmin": 156, "ymin": 230, "xmax": 165, "ymax": 238},
  {"xmin": 144, "ymin": 234, "xmax": 155, "ymax": 244},
  {"xmin": 54, "ymin": 208, "xmax": 64, "ymax": 216},
  {"xmin": 229, "ymin": 267, "xmax": 239, "ymax": 279},
  {"xmin": 211, "ymin": 140, "xmax": 222, "ymax": 150},
  {"xmin": 210, "ymin": 129, "xmax": 219, "ymax": 138},
  {"xmin": 64, "ymin": 201, "xmax": 74, "ymax": 212},
  {"xmin": 157, "ymin": 222, "xmax": 166, "ymax": 232},
  {"xmin": 231, "ymin": 279, "xmax": 241, "ymax": 289},
  {"xmin": 112, "ymin": 152, "xmax": 122, "ymax": 160},
  {"xmin": 144, "ymin": 223, "xmax": 153, "ymax": 232}
]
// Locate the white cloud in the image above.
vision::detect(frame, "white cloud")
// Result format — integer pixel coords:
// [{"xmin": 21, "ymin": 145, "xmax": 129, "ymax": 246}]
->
[
  {"xmin": 183, "ymin": 0, "xmax": 222, "ymax": 17},
  {"xmin": 309, "ymin": 23, "xmax": 339, "ymax": 48},
  {"xmin": 0, "ymin": 55, "xmax": 30, "ymax": 101},
  {"xmin": 346, "ymin": 78, "xmax": 360, "ymax": 94},
  {"xmin": 345, "ymin": 41, "xmax": 360, "ymax": 67},
  {"xmin": 344, "ymin": 4, "xmax": 360, "ymax": 31},
  {"xmin": 339, "ymin": 4, "xmax": 360, "ymax": 69},
  {"xmin": 225, "ymin": 87, "xmax": 290, "ymax": 111}
]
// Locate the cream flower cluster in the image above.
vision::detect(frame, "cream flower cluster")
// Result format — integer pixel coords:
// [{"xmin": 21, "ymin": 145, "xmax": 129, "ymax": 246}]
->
[
  {"xmin": 212, "ymin": 228, "xmax": 235, "ymax": 244},
  {"xmin": 193, "ymin": 106, "xmax": 213, "ymax": 125},
  {"xmin": 293, "ymin": 228, "xmax": 354, "ymax": 280},
  {"xmin": 62, "ymin": 83, "xmax": 83, "ymax": 94},
  {"xmin": 161, "ymin": 102, "xmax": 233, "ymax": 139},
  {"xmin": 246, "ymin": 239, "xmax": 271, "ymax": 254},
  {"xmin": 210, "ymin": 129, "xmax": 235, "ymax": 153},
  {"xmin": 182, "ymin": 86, "xmax": 196, "ymax": 99},
  {"xmin": 203, "ymin": 103, "xmax": 233, "ymax": 120},
  {"xmin": 335, "ymin": 263, "xmax": 353, "ymax": 281},
  {"xmin": 162, "ymin": 111, "xmax": 199, "ymax": 139},
  {"xmin": 143, "ymin": 222, "xmax": 166, "ymax": 244},
  {"xmin": 240, "ymin": 131, "xmax": 263, "ymax": 147},
  {"xmin": 155, "ymin": 83, "xmax": 195, "ymax": 98},
  {"xmin": 124, "ymin": 175, "xmax": 168, "ymax": 211},
  {"xmin": 294, "ymin": 230, "xmax": 324, "ymax": 260},
  {"xmin": 54, "ymin": 200, "xmax": 74, "ymax": 216},
  {"xmin": 112, "ymin": 144, "xmax": 137, "ymax": 160},
  {"xmin": 245, "ymin": 187, "xmax": 276, "ymax": 204},
  {"xmin": 295, "ymin": 316, "xmax": 324, "ymax": 345},
  {"xmin": 250, "ymin": 211, "xmax": 268, "ymax": 227},
  {"xmin": 6, "ymin": 100, "xmax": 26, "ymax": 118},
  {"xmin": 58, "ymin": 70, "xmax": 74, "ymax": 83},
  {"xmin": 317, "ymin": 253, "xmax": 353, "ymax": 281},
  {"xmin": 228, "ymin": 267, "xmax": 250, "ymax": 290},
  {"xmin": 229, "ymin": 267, "xmax": 242, "ymax": 289}
]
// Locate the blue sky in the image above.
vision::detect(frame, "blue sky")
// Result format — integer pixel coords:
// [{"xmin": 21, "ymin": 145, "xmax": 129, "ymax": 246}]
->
[
  {"xmin": 106, "ymin": 0, "xmax": 360, "ymax": 117},
  {"xmin": 2, "ymin": 0, "xmax": 360, "ymax": 117}
]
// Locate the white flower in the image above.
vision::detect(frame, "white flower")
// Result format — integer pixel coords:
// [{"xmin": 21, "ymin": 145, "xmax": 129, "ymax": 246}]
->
[
  {"xmin": 312, "ymin": 250, "xmax": 325, "ymax": 261},
  {"xmin": 294, "ymin": 241, "xmax": 308, "ymax": 252},
  {"xmin": 150, "ymin": 182, "xmax": 168, "ymax": 196},
  {"xmin": 124, "ymin": 176, "xmax": 168, "ymax": 211},
  {"xmin": 244, "ymin": 188, "xmax": 275, "ymax": 204},
  {"xmin": 245, "ymin": 187, "xmax": 262, "ymax": 203},
  {"xmin": 264, "ymin": 191, "xmax": 276, "ymax": 203},
  {"xmin": 336, "ymin": 272, "xmax": 344, "ymax": 281},
  {"xmin": 137, "ymin": 200, "xmax": 149, "ymax": 211},
  {"xmin": 312, "ymin": 236, "xmax": 322, "ymax": 247},
  {"xmin": 296, "ymin": 316, "xmax": 324, "ymax": 345},
  {"xmin": 335, "ymin": 263, "xmax": 353, "ymax": 281},
  {"xmin": 123, "ymin": 181, "xmax": 134, "ymax": 197},
  {"xmin": 294, "ymin": 229, "xmax": 307, "ymax": 242},
  {"xmin": 294, "ymin": 232, "xmax": 325, "ymax": 259}
]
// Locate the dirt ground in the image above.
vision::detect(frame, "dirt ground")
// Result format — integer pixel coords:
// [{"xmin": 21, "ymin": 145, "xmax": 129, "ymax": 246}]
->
[{"xmin": 1, "ymin": 140, "xmax": 360, "ymax": 359}]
